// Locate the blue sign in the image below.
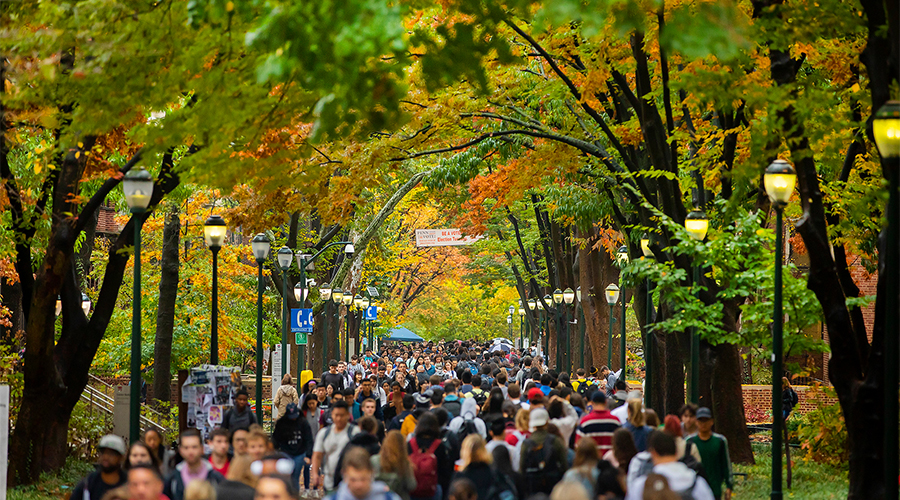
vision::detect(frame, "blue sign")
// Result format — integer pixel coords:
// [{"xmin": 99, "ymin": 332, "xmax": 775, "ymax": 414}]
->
[
  {"xmin": 365, "ymin": 306, "xmax": 378, "ymax": 321},
  {"xmin": 291, "ymin": 308, "xmax": 313, "ymax": 333}
]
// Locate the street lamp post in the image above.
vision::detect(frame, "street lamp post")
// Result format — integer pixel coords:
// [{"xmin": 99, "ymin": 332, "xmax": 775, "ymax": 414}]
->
[
  {"xmin": 123, "ymin": 167, "xmax": 153, "ymax": 443},
  {"xmin": 331, "ymin": 288, "xmax": 344, "ymax": 360},
  {"xmin": 764, "ymin": 159, "xmax": 797, "ymax": 500},
  {"xmin": 204, "ymin": 215, "xmax": 227, "ymax": 365},
  {"xmin": 605, "ymin": 284, "xmax": 619, "ymax": 369},
  {"xmin": 508, "ymin": 305, "xmax": 515, "ymax": 340},
  {"xmin": 251, "ymin": 233, "xmax": 270, "ymax": 425},
  {"xmin": 276, "ymin": 247, "xmax": 293, "ymax": 377},
  {"xmin": 361, "ymin": 297, "xmax": 371, "ymax": 351},
  {"xmin": 342, "ymin": 292, "xmax": 353, "ymax": 359},
  {"xmin": 353, "ymin": 295, "xmax": 363, "ymax": 355},
  {"xmin": 293, "ymin": 281, "xmax": 309, "ymax": 374},
  {"xmin": 640, "ymin": 233, "xmax": 654, "ymax": 409},
  {"xmin": 576, "ymin": 287, "xmax": 584, "ymax": 371},
  {"xmin": 81, "ymin": 293, "xmax": 91, "ymax": 316},
  {"xmin": 295, "ymin": 242, "xmax": 354, "ymax": 371},
  {"xmin": 518, "ymin": 302, "xmax": 526, "ymax": 350},
  {"xmin": 527, "ymin": 299, "xmax": 537, "ymax": 354},
  {"xmin": 874, "ymin": 100, "xmax": 899, "ymax": 500},
  {"xmin": 685, "ymin": 208, "xmax": 709, "ymax": 404},
  {"xmin": 616, "ymin": 246, "xmax": 629, "ymax": 380},
  {"xmin": 543, "ymin": 294, "xmax": 551, "ymax": 362},
  {"xmin": 563, "ymin": 288, "xmax": 575, "ymax": 372},
  {"xmin": 319, "ymin": 283, "xmax": 332, "ymax": 373},
  {"xmin": 552, "ymin": 289, "xmax": 564, "ymax": 370}
]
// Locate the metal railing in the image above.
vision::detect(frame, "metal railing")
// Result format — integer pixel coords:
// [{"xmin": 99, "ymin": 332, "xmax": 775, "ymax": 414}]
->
[{"xmin": 81, "ymin": 375, "xmax": 168, "ymax": 435}]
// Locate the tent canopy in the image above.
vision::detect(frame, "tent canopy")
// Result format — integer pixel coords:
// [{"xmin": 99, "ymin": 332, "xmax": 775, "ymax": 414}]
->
[{"xmin": 385, "ymin": 326, "xmax": 424, "ymax": 343}]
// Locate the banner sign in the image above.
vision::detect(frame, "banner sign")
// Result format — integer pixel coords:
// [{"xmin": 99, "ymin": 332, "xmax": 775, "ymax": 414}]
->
[
  {"xmin": 415, "ymin": 229, "xmax": 480, "ymax": 248},
  {"xmin": 291, "ymin": 308, "xmax": 313, "ymax": 333}
]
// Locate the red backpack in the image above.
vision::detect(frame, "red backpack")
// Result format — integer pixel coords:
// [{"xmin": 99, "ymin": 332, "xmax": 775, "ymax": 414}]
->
[{"xmin": 409, "ymin": 436, "xmax": 441, "ymax": 498}]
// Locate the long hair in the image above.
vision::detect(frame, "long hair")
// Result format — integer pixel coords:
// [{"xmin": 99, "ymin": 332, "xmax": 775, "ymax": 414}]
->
[
  {"xmin": 573, "ymin": 436, "xmax": 599, "ymax": 468},
  {"xmin": 124, "ymin": 441, "xmax": 161, "ymax": 472},
  {"xmin": 226, "ymin": 455, "xmax": 258, "ymax": 487},
  {"xmin": 612, "ymin": 427, "xmax": 638, "ymax": 471},
  {"xmin": 380, "ymin": 431, "xmax": 413, "ymax": 477},
  {"xmin": 627, "ymin": 399, "xmax": 646, "ymax": 426},
  {"xmin": 282, "ymin": 373, "xmax": 292, "ymax": 385},
  {"xmin": 514, "ymin": 408, "xmax": 530, "ymax": 433},
  {"xmin": 460, "ymin": 434, "xmax": 492, "ymax": 470}
]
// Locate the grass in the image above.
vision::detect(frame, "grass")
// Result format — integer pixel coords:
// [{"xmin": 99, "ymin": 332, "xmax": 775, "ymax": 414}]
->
[
  {"xmin": 9, "ymin": 457, "xmax": 95, "ymax": 500},
  {"xmin": 733, "ymin": 443, "xmax": 848, "ymax": 499}
]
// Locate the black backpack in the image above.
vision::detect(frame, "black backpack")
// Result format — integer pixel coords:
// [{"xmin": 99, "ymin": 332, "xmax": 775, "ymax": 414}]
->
[
  {"xmin": 521, "ymin": 436, "xmax": 563, "ymax": 494},
  {"xmin": 456, "ymin": 416, "xmax": 479, "ymax": 442},
  {"xmin": 680, "ymin": 441, "xmax": 707, "ymax": 481},
  {"xmin": 470, "ymin": 388, "xmax": 488, "ymax": 407},
  {"xmin": 483, "ymin": 471, "xmax": 517, "ymax": 500}
]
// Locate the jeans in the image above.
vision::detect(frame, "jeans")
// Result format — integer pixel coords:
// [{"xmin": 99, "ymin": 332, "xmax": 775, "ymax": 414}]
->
[{"xmin": 290, "ymin": 453, "xmax": 306, "ymax": 490}]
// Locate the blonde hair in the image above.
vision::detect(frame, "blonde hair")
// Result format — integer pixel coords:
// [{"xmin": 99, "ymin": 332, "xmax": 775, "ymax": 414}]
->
[
  {"xmin": 627, "ymin": 399, "xmax": 645, "ymax": 427},
  {"xmin": 514, "ymin": 408, "xmax": 531, "ymax": 433},
  {"xmin": 549, "ymin": 480, "xmax": 590, "ymax": 500},
  {"xmin": 460, "ymin": 434, "xmax": 492, "ymax": 470},
  {"xmin": 225, "ymin": 454, "xmax": 257, "ymax": 487},
  {"xmin": 185, "ymin": 480, "xmax": 216, "ymax": 500}
]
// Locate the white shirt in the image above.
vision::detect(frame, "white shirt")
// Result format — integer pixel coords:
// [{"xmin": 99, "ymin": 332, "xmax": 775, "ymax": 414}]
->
[
  {"xmin": 313, "ymin": 424, "xmax": 356, "ymax": 490},
  {"xmin": 486, "ymin": 439, "xmax": 519, "ymax": 471}
]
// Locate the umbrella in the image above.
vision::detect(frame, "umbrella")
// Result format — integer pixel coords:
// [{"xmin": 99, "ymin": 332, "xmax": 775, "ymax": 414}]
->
[
  {"xmin": 490, "ymin": 343, "xmax": 512, "ymax": 353},
  {"xmin": 492, "ymin": 337, "xmax": 513, "ymax": 345}
]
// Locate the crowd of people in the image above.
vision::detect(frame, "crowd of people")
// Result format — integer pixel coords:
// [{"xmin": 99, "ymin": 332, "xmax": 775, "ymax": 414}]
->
[{"xmin": 72, "ymin": 340, "xmax": 735, "ymax": 500}]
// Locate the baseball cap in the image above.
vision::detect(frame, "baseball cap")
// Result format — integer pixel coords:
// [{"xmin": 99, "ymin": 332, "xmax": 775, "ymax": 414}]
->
[
  {"xmin": 98, "ymin": 434, "xmax": 127, "ymax": 455},
  {"xmin": 697, "ymin": 407, "xmax": 713, "ymax": 419},
  {"xmin": 591, "ymin": 391, "xmax": 607, "ymax": 404},
  {"xmin": 529, "ymin": 408, "xmax": 550, "ymax": 429},
  {"xmin": 527, "ymin": 387, "xmax": 544, "ymax": 402},
  {"xmin": 414, "ymin": 392, "xmax": 431, "ymax": 407}
]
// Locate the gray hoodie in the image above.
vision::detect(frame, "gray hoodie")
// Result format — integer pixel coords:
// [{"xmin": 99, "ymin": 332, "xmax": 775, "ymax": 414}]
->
[
  {"xmin": 625, "ymin": 461, "xmax": 715, "ymax": 500},
  {"xmin": 447, "ymin": 396, "xmax": 487, "ymax": 439}
]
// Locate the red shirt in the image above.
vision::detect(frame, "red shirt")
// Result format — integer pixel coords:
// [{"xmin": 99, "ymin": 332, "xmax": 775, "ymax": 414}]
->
[{"xmin": 209, "ymin": 456, "xmax": 230, "ymax": 476}]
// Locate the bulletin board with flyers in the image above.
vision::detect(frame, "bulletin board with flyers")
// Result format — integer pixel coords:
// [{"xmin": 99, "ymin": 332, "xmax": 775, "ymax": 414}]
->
[{"xmin": 181, "ymin": 365, "xmax": 242, "ymax": 440}]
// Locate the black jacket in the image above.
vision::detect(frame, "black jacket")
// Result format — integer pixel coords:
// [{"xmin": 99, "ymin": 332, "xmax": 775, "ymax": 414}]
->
[
  {"xmin": 221, "ymin": 406, "xmax": 257, "ymax": 432},
  {"xmin": 272, "ymin": 415, "xmax": 314, "ymax": 457},
  {"xmin": 332, "ymin": 432, "xmax": 382, "ymax": 487},
  {"xmin": 164, "ymin": 463, "xmax": 224, "ymax": 500},
  {"xmin": 453, "ymin": 462, "xmax": 494, "ymax": 500}
]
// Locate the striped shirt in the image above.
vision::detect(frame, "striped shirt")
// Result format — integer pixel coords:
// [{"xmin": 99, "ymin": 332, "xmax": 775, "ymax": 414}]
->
[{"xmin": 575, "ymin": 409, "xmax": 622, "ymax": 454}]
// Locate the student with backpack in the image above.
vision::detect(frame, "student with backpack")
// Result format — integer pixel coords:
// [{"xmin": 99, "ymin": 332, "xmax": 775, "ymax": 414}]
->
[
  {"xmin": 687, "ymin": 408, "xmax": 733, "ymax": 500},
  {"xmin": 467, "ymin": 376, "xmax": 488, "ymax": 406},
  {"xmin": 442, "ymin": 381, "xmax": 463, "ymax": 418},
  {"xmin": 311, "ymin": 401, "xmax": 359, "ymax": 493},
  {"xmin": 408, "ymin": 413, "xmax": 452, "ymax": 500},
  {"xmin": 388, "ymin": 395, "xmax": 416, "ymax": 434},
  {"xmin": 625, "ymin": 431, "xmax": 715, "ymax": 500},
  {"xmin": 448, "ymin": 396, "xmax": 487, "ymax": 441},
  {"xmin": 519, "ymin": 408, "xmax": 567, "ymax": 495},
  {"xmin": 453, "ymin": 435, "xmax": 516, "ymax": 500}
]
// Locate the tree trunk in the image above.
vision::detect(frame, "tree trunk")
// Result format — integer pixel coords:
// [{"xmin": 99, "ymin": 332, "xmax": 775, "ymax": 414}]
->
[{"xmin": 152, "ymin": 208, "xmax": 180, "ymax": 405}]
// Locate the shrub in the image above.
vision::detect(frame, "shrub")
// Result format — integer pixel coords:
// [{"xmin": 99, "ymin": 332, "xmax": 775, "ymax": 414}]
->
[{"xmin": 795, "ymin": 384, "xmax": 848, "ymax": 466}]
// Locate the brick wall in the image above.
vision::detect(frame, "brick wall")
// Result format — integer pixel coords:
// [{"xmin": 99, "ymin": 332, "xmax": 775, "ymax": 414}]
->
[
  {"xmin": 97, "ymin": 206, "xmax": 120, "ymax": 234},
  {"xmin": 742, "ymin": 384, "xmax": 838, "ymax": 422}
]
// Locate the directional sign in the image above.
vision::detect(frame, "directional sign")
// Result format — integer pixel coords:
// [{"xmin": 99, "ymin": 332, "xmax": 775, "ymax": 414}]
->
[
  {"xmin": 295, "ymin": 332, "xmax": 308, "ymax": 345},
  {"xmin": 290, "ymin": 308, "xmax": 313, "ymax": 333},
  {"xmin": 365, "ymin": 305, "xmax": 378, "ymax": 321}
]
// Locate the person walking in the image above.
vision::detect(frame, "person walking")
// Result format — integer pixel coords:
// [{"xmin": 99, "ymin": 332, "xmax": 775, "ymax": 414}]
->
[
  {"xmin": 622, "ymin": 399, "xmax": 653, "ymax": 452},
  {"xmin": 324, "ymin": 446, "xmax": 402, "ymax": 500},
  {"xmin": 163, "ymin": 429, "xmax": 224, "ymax": 500},
  {"xmin": 274, "ymin": 374, "xmax": 300, "ymax": 421},
  {"xmin": 626, "ymin": 431, "xmax": 715, "ymax": 500},
  {"xmin": 272, "ymin": 403, "xmax": 314, "ymax": 491},
  {"xmin": 576, "ymin": 392, "xmax": 621, "ymax": 455},
  {"xmin": 519, "ymin": 408, "xmax": 567, "ymax": 495},
  {"xmin": 687, "ymin": 408, "xmax": 734, "ymax": 500},
  {"xmin": 221, "ymin": 389, "xmax": 257, "ymax": 432},
  {"xmin": 311, "ymin": 400, "xmax": 358, "ymax": 493},
  {"xmin": 71, "ymin": 435, "xmax": 128, "ymax": 500},
  {"xmin": 371, "ymin": 430, "xmax": 417, "ymax": 500}
]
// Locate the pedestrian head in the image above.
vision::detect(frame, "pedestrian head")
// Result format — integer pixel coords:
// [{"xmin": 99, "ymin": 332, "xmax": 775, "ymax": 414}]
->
[
  {"xmin": 125, "ymin": 441, "xmax": 160, "ymax": 471},
  {"xmin": 529, "ymin": 407, "xmax": 550, "ymax": 432},
  {"xmin": 550, "ymin": 480, "xmax": 591, "ymax": 500},
  {"xmin": 235, "ymin": 389, "xmax": 249, "ymax": 410},
  {"xmin": 341, "ymin": 446, "xmax": 374, "ymax": 500},
  {"xmin": 573, "ymin": 436, "xmax": 600, "ymax": 468},
  {"xmin": 448, "ymin": 479, "xmax": 478, "ymax": 500},
  {"xmin": 177, "ymin": 429, "xmax": 204, "ymax": 466},
  {"xmin": 282, "ymin": 373, "xmax": 292, "ymax": 385},
  {"xmin": 331, "ymin": 400, "xmax": 351, "ymax": 429},
  {"xmin": 645, "ymin": 408, "xmax": 660, "ymax": 428},
  {"xmin": 97, "ymin": 434, "xmax": 126, "ymax": 472},
  {"xmin": 600, "ymin": 365, "xmax": 610, "ymax": 376},
  {"xmin": 246, "ymin": 428, "xmax": 270, "ymax": 461},
  {"xmin": 595, "ymin": 460, "xmax": 627, "ymax": 499},
  {"xmin": 357, "ymin": 416, "xmax": 378, "ymax": 436},
  {"xmin": 254, "ymin": 474, "xmax": 298, "ymax": 500},
  {"xmin": 184, "ymin": 476, "xmax": 215, "ymax": 500},
  {"xmin": 141, "ymin": 429, "xmax": 164, "ymax": 459},
  {"xmin": 507, "ymin": 382, "xmax": 521, "ymax": 400},
  {"xmin": 226, "ymin": 454, "xmax": 258, "ymax": 488},
  {"xmin": 612, "ymin": 427, "xmax": 638, "ymax": 470},
  {"xmin": 231, "ymin": 428, "xmax": 249, "ymax": 456},
  {"xmin": 379, "ymin": 431, "xmax": 413, "ymax": 476},
  {"xmin": 626, "ymin": 399, "xmax": 645, "ymax": 426},
  {"xmin": 361, "ymin": 398, "xmax": 376, "ymax": 417},
  {"xmin": 460, "ymin": 434, "xmax": 491, "ymax": 470},
  {"xmin": 647, "ymin": 430, "xmax": 678, "ymax": 463},
  {"xmin": 696, "ymin": 406, "xmax": 714, "ymax": 434},
  {"xmin": 662, "ymin": 415, "xmax": 683, "ymax": 438},
  {"xmin": 514, "ymin": 408, "xmax": 530, "ymax": 433},
  {"xmin": 127, "ymin": 465, "xmax": 163, "ymax": 500},
  {"xmin": 414, "ymin": 411, "xmax": 441, "ymax": 439}
]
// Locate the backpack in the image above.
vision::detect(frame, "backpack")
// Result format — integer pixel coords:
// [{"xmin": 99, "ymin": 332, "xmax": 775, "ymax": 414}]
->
[
  {"xmin": 483, "ymin": 472, "xmax": 517, "ymax": 500},
  {"xmin": 575, "ymin": 379, "xmax": 592, "ymax": 396},
  {"xmin": 455, "ymin": 415, "xmax": 479, "ymax": 442},
  {"xmin": 443, "ymin": 398, "xmax": 462, "ymax": 418},
  {"xmin": 470, "ymin": 365, "xmax": 479, "ymax": 376},
  {"xmin": 675, "ymin": 475, "xmax": 699, "ymax": 500},
  {"xmin": 400, "ymin": 413, "xmax": 418, "ymax": 438},
  {"xmin": 470, "ymin": 388, "xmax": 488, "ymax": 406},
  {"xmin": 409, "ymin": 436, "xmax": 441, "ymax": 498},
  {"xmin": 521, "ymin": 436, "xmax": 563, "ymax": 494}
]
